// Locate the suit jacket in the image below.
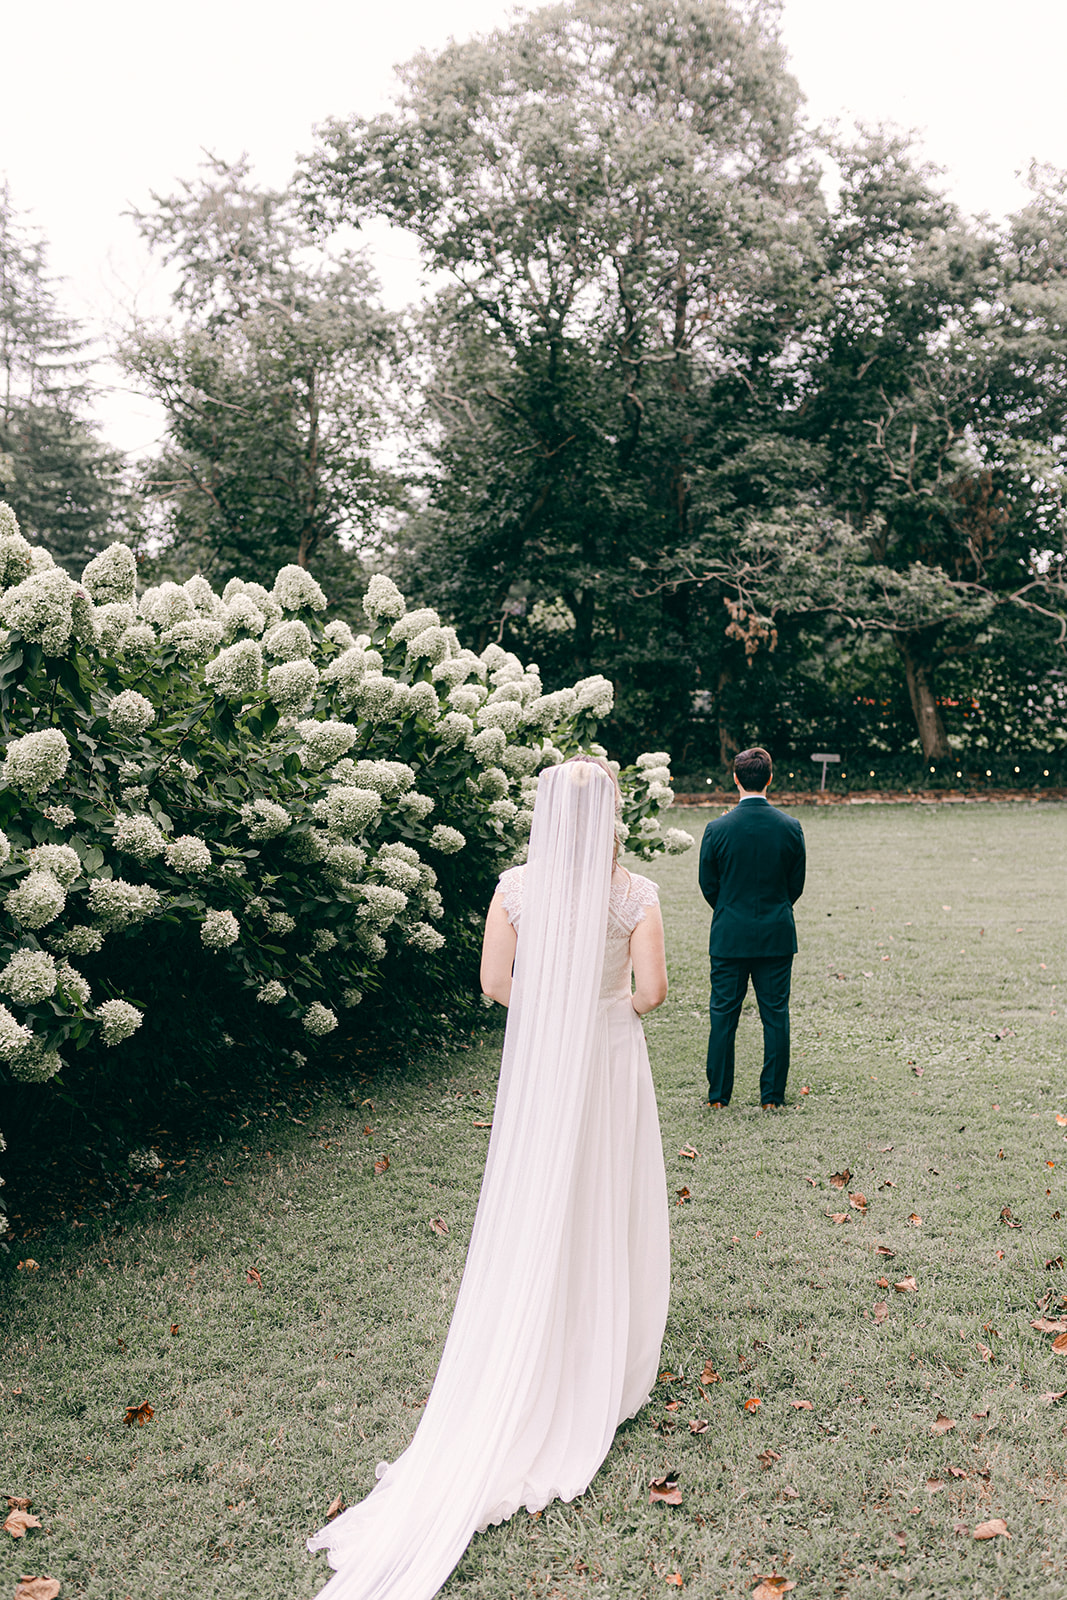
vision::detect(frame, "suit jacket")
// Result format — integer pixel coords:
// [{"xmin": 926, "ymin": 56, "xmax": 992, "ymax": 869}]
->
[{"xmin": 699, "ymin": 796, "xmax": 806, "ymax": 958}]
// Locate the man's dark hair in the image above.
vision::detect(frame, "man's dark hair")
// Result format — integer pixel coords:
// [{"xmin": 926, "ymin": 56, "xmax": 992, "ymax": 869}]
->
[{"xmin": 734, "ymin": 747, "xmax": 772, "ymax": 791}]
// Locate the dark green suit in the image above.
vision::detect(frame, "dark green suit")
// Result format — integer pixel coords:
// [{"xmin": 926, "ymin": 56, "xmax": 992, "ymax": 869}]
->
[{"xmin": 698, "ymin": 796, "xmax": 806, "ymax": 1105}]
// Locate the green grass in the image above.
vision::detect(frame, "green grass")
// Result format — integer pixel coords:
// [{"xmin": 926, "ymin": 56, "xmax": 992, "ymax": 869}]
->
[{"xmin": 3, "ymin": 802, "xmax": 1066, "ymax": 1599}]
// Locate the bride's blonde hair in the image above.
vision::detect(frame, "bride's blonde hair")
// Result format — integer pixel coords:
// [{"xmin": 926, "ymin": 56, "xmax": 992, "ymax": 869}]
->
[{"xmin": 562, "ymin": 755, "xmax": 623, "ymax": 864}]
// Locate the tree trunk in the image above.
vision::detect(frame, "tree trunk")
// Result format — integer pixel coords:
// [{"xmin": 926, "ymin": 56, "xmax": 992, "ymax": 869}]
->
[
  {"xmin": 716, "ymin": 665, "xmax": 740, "ymax": 773},
  {"xmin": 897, "ymin": 636, "xmax": 951, "ymax": 761}
]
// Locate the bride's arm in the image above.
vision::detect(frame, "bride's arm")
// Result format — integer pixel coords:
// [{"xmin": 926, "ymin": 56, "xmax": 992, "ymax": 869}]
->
[
  {"xmin": 630, "ymin": 901, "xmax": 668, "ymax": 1015},
  {"xmin": 480, "ymin": 893, "xmax": 518, "ymax": 1006}
]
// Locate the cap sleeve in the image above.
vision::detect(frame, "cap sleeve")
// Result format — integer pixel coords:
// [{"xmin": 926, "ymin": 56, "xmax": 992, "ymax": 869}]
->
[
  {"xmin": 496, "ymin": 865, "xmax": 524, "ymax": 928},
  {"xmin": 622, "ymin": 872, "xmax": 659, "ymax": 933}
]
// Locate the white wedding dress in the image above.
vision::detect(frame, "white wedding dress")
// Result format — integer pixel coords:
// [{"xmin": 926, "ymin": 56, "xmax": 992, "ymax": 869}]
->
[{"xmin": 307, "ymin": 763, "xmax": 670, "ymax": 1600}]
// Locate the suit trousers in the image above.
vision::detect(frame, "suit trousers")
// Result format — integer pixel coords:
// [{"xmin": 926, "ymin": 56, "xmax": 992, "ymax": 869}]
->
[{"xmin": 706, "ymin": 954, "xmax": 793, "ymax": 1106}]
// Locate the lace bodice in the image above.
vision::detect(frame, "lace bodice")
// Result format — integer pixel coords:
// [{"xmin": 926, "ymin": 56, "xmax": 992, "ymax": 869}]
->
[{"xmin": 497, "ymin": 865, "xmax": 659, "ymax": 1001}]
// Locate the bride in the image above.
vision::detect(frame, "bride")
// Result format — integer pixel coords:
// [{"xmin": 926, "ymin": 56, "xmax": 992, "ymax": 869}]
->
[{"xmin": 307, "ymin": 756, "xmax": 671, "ymax": 1599}]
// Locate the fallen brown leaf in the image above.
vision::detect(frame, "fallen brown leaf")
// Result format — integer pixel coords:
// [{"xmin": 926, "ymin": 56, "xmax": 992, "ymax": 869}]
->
[
  {"xmin": 876, "ymin": 1275, "xmax": 890, "ymax": 1289},
  {"xmin": 743, "ymin": 1397, "xmax": 762, "ymax": 1413},
  {"xmin": 1041, "ymin": 1390, "xmax": 1067, "ymax": 1406},
  {"xmin": 373, "ymin": 1155, "xmax": 390, "ymax": 1177},
  {"xmin": 790, "ymin": 1399, "xmax": 813, "ymax": 1410},
  {"xmin": 756, "ymin": 1449, "xmax": 781, "ymax": 1470},
  {"xmin": 948, "ymin": 1465, "xmax": 968, "ymax": 1479},
  {"xmin": 849, "ymin": 1192, "xmax": 868, "ymax": 1213},
  {"xmin": 805, "ymin": 1176, "xmax": 817, "ymax": 1186},
  {"xmin": 894, "ymin": 1277, "xmax": 918, "ymax": 1293},
  {"xmin": 472, "ymin": 1119, "xmax": 493, "ymax": 1128},
  {"xmin": 16, "ymin": 1260, "xmax": 39, "ymax": 1272},
  {"xmin": 931, "ymin": 1412, "xmax": 956, "ymax": 1435},
  {"xmin": 752, "ymin": 1578, "xmax": 795, "ymax": 1600},
  {"xmin": 13, "ymin": 1580, "xmax": 60, "ymax": 1600},
  {"xmin": 122, "ymin": 1402, "xmax": 154, "ymax": 1428},
  {"xmin": 325, "ymin": 1492, "xmax": 346, "ymax": 1521},
  {"xmin": 689, "ymin": 1418, "xmax": 709, "ymax": 1434},
  {"xmin": 891, "ymin": 1528, "xmax": 907, "ymax": 1553},
  {"xmin": 665, "ymin": 1575, "xmax": 684, "ymax": 1589},
  {"xmin": 700, "ymin": 1359, "xmax": 720, "ymax": 1385},
  {"xmin": 170, "ymin": 1324, "xmax": 180, "ymax": 1336},
  {"xmin": 5, "ymin": 1499, "xmax": 31, "ymax": 1512},
  {"xmin": 246, "ymin": 1267, "xmax": 262, "ymax": 1288},
  {"xmin": 954, "ymin": 1521, "xmax": 970, "ymax": 1537},
  {"xmin": 679, "ymin": 1145, "xmax": 698, "ymax": 1160},
  {"xmin": 665, "ymin": 1400, "xmax": 682, "ymax": 1412},
  {"xmin": 977, "ymin": 1342, "xmax": 994, "ymax": 1363},
  {"xmin": 907, "ymin": 1213, "xmax": 922, "ymax": 1228},
  {"xmin": 3, "ymin": 1511, "xmax": 42, "ymax": 1538},
  {"xmin": 780, "ymin": 1484, "xmax": 799, "ymax": 1499},
  {"xmin": 874, "ymin": 1244, "xmax": 895, "ymax": 1257},
  {"xmin": 972, "ymin": 1408, "xmax": 990, "ymax": 1418},
  {"xmin": 926, "ymin": 1477, "xmax": 945, "ymax": 1494},
  {"xmin": 649, "ymin": 1473, "xmax": 682, "ymax": 1506},
  {"xmin": 829, "ymin": 1168, "xmax": 851, "ymax": 1189},
  {"xmin": 1047, "ymin": 1256, "xmax": 1065, "ymax": 1271},
  {"xmin": 973, "ymin": 1518, "xmax": 1010, "ymax": 1540},
  {"xmin": 873, "ymin": 1301, "xmax": 889, "ymax": 1325},
  {"xmin": 1052, "ymin": 1332, "xmax": 1067, "ymax": 1354},
  {"xmin": 429, "ymin": 1217, "xmax": 449, "ymax": 1236},
  {"xmin": 675, "ymin": 1187, "xmax": 691, "ymax": 1204},
  {"xmin": 1000, "ymin": 1205, "xmax": 1021, "ymax": 1229},
  {"xmin": 827, "ymin": 1212, "xmax": 849, "ymax": 1224}
]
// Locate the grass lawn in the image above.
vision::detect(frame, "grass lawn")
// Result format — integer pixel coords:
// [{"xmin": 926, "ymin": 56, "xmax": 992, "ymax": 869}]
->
[{"xmin": 3, "ymin": 802, "xmax": 1066, "ymax": 1600}]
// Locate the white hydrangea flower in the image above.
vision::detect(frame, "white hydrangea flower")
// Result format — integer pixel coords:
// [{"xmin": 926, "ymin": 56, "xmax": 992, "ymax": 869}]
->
[
  {"xmin": 638, "ymin": 816, "xmax": 662, "ymax": 838},
  {"xmin": 489, "ymin": 798, "xmax": 519, "ymax": 823},
  {"xmin": 107, "ymin": 689, "xmax": 156, "ymax": 737},
  {"xmin": 183, "ymin": 574, "xmax": 223, "ymax": 617},
  {"xmin": 204, "ymin": 638, "xmax": 264, "ymax": 699},
  {"xmin": 140, "ymin": 581, "xmax": 194, "ymax": 630},
  {"xmin": 429, "ymin": 825, "xmax": 466, "ymax": 854},
  {"xmin": 302, "ymin": 1001, "xmax": 337, "ymax": 1035},
  {"xmin": 240, "ymin": 581, "xmax": 283, "ymax": 626},
  {"xmin": 221, "ymin": 594, "xmax": 266, "ymax": 640},
  {"xmin": 421, "ymin": 886, "xmax": 445, "ymax": 919},
  {"xmin": 321, "ymin": 646, "xmax": 375, "ymax": 703},
  {"xmin": 480, "ymin": 643, "xmax": 510, "ymax": 670},
  {"xmin": 263, "ymin": 619, "xmax": 314, "ymax": 660},
  {"xmin": 116, "ymin": 622, "xmax": 157, "ymax": 658},
  {"xmin": 341, "ymin": 987, "xmax": 363, "ymax": 1008},
  {"xmin": 515, "ymin": 807, "xmax": 536, "ymax": 833},
  {"xmin": 663, "ymin": 828, "xmax": 694, "ymax": 854},
  {"xmin": 165, "ymin": 835, "xmax": 212, "ymax": 874},
  {"xmin": 163, "ymin": 617, "xmax": 225, "ymax": 663},
  {"xmin": 0, "ymin": 833, "xmax": 9, "ymax": 868},
  {"xmin": 477, "ymin": 700, "xmax": 523, "ymax": 735},
  {"xmin": 614, "ymin": 818, "xmax": 631, "ymax": 848},
  {"xmin": 240, "ymin": 798, "xmax": 291, "ymax": 839},
  {"xmin": 373, "ymin": 851, "xmax": 421, "ymax": 892},
  {"xmin": 56, "ymin": 960, "xmax": 91, "ymax": 1008},
  {"xmin": 646, "ymin": 781, "xmax": 675, "ymax": 805},
  {"xmin": 525, "ymin": 687, "xmax": 578, "ymax": 731},
  {"xmin": 285, "ymin": 829, "xmax": 329, "ymax": 863},
  {"xmin": 323, "ymin": 842, "xmax": 367, "ymax": 882},
  {"xmin": 114, "ymin": 814, "xmax": 166, "ymax": 863},
  {"xmin": 121, "ymin": 785, "xmax": 149, "ymax": 809},
  {"xmin": 0, "ymin": 568, "xmax": 98, "ymax": 655},
  {"xmin": 354, "ymin": 927, "xmax": 387, "ymax": 961},
  {"xmin": 407, "ymin": 922, "xmax": 445, "ymax": 953},
  {"xmin": 539, "ymin": 742, "xmax": 565, "ymax": 766},
  {"xmin": 267, "ymin": 912, "xmax": 296, "ymax": 935},
  {"xmin": 636, "ymin": 751, "xmax": 672, "ymax": 768},
  {"xmin": 434, "ymin": 710, "xmax": 474, "ymax": 747},
  {"xmin": 432, "ymin": 657, "xmax": 474, "ymax": 688},
  {"xmin": 501, "ymin": 743, "xmax": 541, "ymax": 777},
  {"xmin": 449, "ymin": 684, "xmax": 485, "ymax": 716},
  {"xmin": 573, "ymin": 674, "xmax": 614, "ymax": 717},
  {"xmin": 405, "ymin": 626, "xmax": 450, "ymax": 666},
  {"xmin": 398, "ymin": 791, "xmax": 435, "ymax": 823},
  {"xmin": 81, "ymin": 543, "xmax": 137, "ymax": 605},
  {"xmin": 8, "ymin": 1035, "xmax": 63, "ymax": 1083},
  {"xmin": 41, "ymin": 805, "xmax": 76, "ymax": 829},
  {"xmin": 3, "ymin": 728, "xmax": 70, "ymax": 795},
  {"xmin": 467, "ymin": 726, "xmax": 507, "ymax": 765},
  {"xmin": 359, "ymin": 884, "xmax": 408, "ymax": 926},
  {"xmin": 362, "ymin": 573, "xmax": 405, "ymax": 622},
  {"xmin": 639, "ymin": 765, "xmax": 672, "ymax": 786},
  {"xmin": 50, "ymin": 924, "xmax": 104, "ymax": 956},
  {"xmin": 484, "ymin": 682, "xmax": 523, "ymax": 706},
  {"xmin": 27, "ymin": 843, "xmax": 81, "ymax": 886},
  {"xmin": 324, "ymin": 619, "xmax": 356, "ymax": 649},
  {"xmin": 311, "ymin": 929, "xmax": 337, "ymax": 952},
  {"xmin": 267, "ymin": 658, "xmax": 320, "ymax": 715},
  {"xmin": 201, "ymin": 908, "xmax": 239, "ymax": 949},
  {"xmin": 87, "ymin": 878, "xmax": 161, "ymax": 930},
  {"xmin": 127, "ymin": 1145, "xmax": 163, "ymax": 1175},
  {"xmin": 312, "ymin": 785, "xmax": 381, "ymax": 838},
  {"xmin": 273, "ymin": 564, "xmax": 327, "ymax": 612},
  {"xmin": 0, "ymin": 1001, "xmax": 32, "ymax": 1058},
  {"xmin": 350, "ymin": 759, "xmax": 415, "ymax": 797},
  {"xmin": 6, "ymin": 869, "xmax": 66, "ymax": 928},
  {"xmin": 295, "ymin": 718, "xmax": 358, "ymax": 770},
  {"xmin": 29, "ymin": 547, "xmax": 56, "ymax": 574},
  {"xmin": 355, "ymin": 671, "xmax": 404, "ymax": 721},
  {"xmin": 478, "ymin": 766, "xmax": 510, "ymax": 800},
  {"xmin": 407, "ymin": 681, "xmax": 440, "ymax": 719},
  {"xmin": 97, "ymin": 601, "xmax": 138, "ymax": 650},
  {"xmin": 257, "ymin": 979, "xmax": 286, "ymax": 1004},
  {"xmin": 97, "ymin": 998, "xmax": 143, "ymax": 1045},
  {"xmin": 0, "ymin": 524, "xmax": 34, "ymax": 588},
  {"xmin": 0, "ymin": 949, "xmax": 58, "ymax": 1005},
  {"xmin": 389, "ymin": 607, "xmax": 441, "ymax": 643}
]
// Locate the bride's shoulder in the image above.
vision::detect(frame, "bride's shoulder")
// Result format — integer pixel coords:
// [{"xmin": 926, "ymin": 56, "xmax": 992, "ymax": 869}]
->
[
  {"xmin": 626, "ymin": 870, "xmax": 660, "ymax": 907},
  {"xmin": 612, "ymin": 868, "xmax": 659, "ymax": 926},
  {"xmin": 496, "ymin": 863, "xmax": 525, "ymax": 924}
]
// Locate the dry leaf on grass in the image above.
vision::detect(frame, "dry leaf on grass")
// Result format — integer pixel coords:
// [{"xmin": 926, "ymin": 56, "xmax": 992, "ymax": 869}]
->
[
  {"xmin": 325, "ymin": 1493, "xmax": 346, "ymax": 1521},
  {"xmin": 907, "ymin": 1213, "xmax": 922, "ymax": 1228},
  {"xmin": 790, "ymin": 1399, "xmax": 813, "ymax": 1410},
  {"xmin": 665, "ymin": 1401, "xmax": 682, "ymax": 1413},
  {"xmin": 122, "ymin": 1402, "xmax": 154, "ymax": 1428},
  {"xmin": 649, "ymin": 1474, "xmax": 682, "ymax": 1506},
  {"xmin": 666, "ymin": 1575, "xmax": 684, "ymax": 1588},
  {"xmin": 931, "ymin": 1413, "xmax": 956, "ymax": 1435},
  {"xmin": 16, "ymin": 1260, "xmax": 39, "ymax": 1272},
  {"xmin": 700, "ymin": 1359, "xmax": 720, "ymax": 1385},
  {"xmin": 849, "ymin": 1192, "xmax": 868, "ymax": 1213},
  {"xmin": 472, "ymin": 1119, "xmax": 493, "ymax": 1129},
  {"xmin": 829, "ymin": 1168, "xmax": 851, "ymax": 1189},
  {"xmin": 743, "ymin": 1396, "xmax": 762, "ymax": 1412},
  {"xmin": 874, "ymin": 1244, "xmax": 895, "ymax": 1257},
  {"xmin": 3, "ymin": 1511, "xmax": 42, "ymax": 1539},
  {"xmin": 373, "ymin": 1155, "xmax": 390, "ymax": 1177},
  {"xmin": 13, "ymin": 1580, "xmax": 60, "ymax": 1600},
  {"xmin": 948, "ymin": 1466, "xmax": 968, "ymax": 1479},
  {"xmin": 973, "ymin": 1518, "xmax": 1010, "ymax": 1540},
  {"xmin": 675, "ymin": 1187, "xmax": 691, "ymax": 1205},
  {"xmin": 1057, "ymin": 1114, "xmax": 1067, "ymax": 1127},
  {"xmin": 894, "ymin": 1277, "xmax": 918, "ymax": 1293},
  {"xmin": 679, "ymin": 1145, "xmax": 698, "ymax": 1160},
  {"xmin": 1000, "ymin": 1206, "xmax": 1021, "ymax": 1229},
  {"xmin": 977, "ymin": 1342, "xmax": 994, "ymax": 1363},
  {"xmin": 1047, "ymin": 1256, "xmax": 1065, "ymax": 1270},
  {"xmin": 1041, "ymin": 1390, "xmax": 1067, "ymax": 1405},
  {"xmin": 5, "ymin": 1499, "xmax": 31, "ymax": 1512},
  {"xmin": 757, "ymin": 1449, "xmax": 781, "ymax": 1470},
  {"xmin": 689, "ymin": 1418, "xmax": 709, "ymax": 1434},
  {"xmin": 246, "ymin": 1267, "xmax": 262, "ymax": 1287},
  {"xmin": 925, "ymin": 1477, "xmax": 945, "ymax": 1494},
  {"xmin": 429, "ymin": 1217, "xmax": 449, "ymax": 1236},
  {"xmin": 827, "ymin": 1212, "xmax": 849, "ymax": 1225},
  {"xmin": 752, "ymin": 1576, "xmax": 796, "ymax": 1599},
  {"xmin": 873, "ymin": 1301, "xmax": 889, "ymax": 1325},
  {"xmin": 876, "ymin": 1276, "xmax": 890, "ymax": 1289},
  {"xmin": 891, "ymin": 1529, "xmax": 907, "ymax": 1553},
  {"xmin": 954, "ymin": 1521, "xmax": 970, "ymax": 1537},
  {"xmin": 1053, "ymin": 1332, "xmax": 1067, "ymax": 1354}
]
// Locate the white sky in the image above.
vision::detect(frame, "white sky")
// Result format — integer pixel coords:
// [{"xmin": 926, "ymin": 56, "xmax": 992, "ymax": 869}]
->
[{"xmin": 2, "ymin": 0, "xmax": 1065, "ymax": 456}]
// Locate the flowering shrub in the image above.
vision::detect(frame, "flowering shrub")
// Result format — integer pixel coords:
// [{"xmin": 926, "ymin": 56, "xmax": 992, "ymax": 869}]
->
[{"xmin": 0, "ymin": 504, "xmax": 689, "ymax": 1225}]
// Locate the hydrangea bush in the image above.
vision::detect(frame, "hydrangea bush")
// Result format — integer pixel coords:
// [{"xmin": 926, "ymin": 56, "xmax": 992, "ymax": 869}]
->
[{"xmin": 0, "ymin": 505, "xmax": 689, "ymax": 1225}]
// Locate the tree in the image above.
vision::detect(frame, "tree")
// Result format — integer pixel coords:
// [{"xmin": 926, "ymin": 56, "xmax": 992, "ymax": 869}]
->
[
  {"xmin": 121, "ymin": 156, "xmax": 401, "ymax": 601},
  {"xmin": 299, "ymin": 0, "xmax": 826, "ymax": 761},
  {"xmin": 0, "ymin": 183, "xmax": 123, "ymax": 571}
]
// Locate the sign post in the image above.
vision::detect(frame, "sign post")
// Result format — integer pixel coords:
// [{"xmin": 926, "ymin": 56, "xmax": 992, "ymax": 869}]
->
[{"xmin": 811, "ymin": 752, "xmax": 841, "ymax": 792}]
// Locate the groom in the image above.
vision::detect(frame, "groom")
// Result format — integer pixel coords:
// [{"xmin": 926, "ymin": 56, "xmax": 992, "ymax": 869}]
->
[{"xmin": 698, "ymin": 747, "xmax": 806, "ymax": 1109}]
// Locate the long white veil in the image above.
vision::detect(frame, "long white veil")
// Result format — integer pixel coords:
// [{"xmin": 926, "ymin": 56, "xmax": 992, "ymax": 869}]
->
[{"xmin": 308, "ymin": 760, "xmax": 618, "ymax": 1600}]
